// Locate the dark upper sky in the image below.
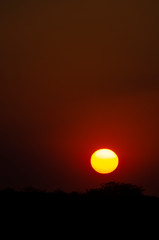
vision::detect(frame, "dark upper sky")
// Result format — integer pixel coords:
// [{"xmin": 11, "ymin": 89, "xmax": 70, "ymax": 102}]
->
[{"xmin": 0, "ymin": 0, "xmax": 159, "ymax": 195}]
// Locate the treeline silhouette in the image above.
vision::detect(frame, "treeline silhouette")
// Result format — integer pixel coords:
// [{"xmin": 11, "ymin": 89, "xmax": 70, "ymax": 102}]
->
[
  {"xmin": 0, "ymin": 182, "xmax": 159, "ymax": 222},
  {"xmin": 0, "ymin": 182, "xmax": 158, "ymax": 203}
]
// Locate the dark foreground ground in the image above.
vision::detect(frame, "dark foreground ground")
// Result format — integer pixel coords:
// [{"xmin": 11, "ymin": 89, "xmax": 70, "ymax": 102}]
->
[{"xmin": 0, "ymin": 182, "xmax": 158, "ymax": 236}]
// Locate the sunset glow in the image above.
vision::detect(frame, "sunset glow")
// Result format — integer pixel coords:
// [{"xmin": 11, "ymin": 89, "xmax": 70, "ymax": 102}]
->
[{"xmin": 91, "ymin": 149, "xmax": 119, "ymax": 174}]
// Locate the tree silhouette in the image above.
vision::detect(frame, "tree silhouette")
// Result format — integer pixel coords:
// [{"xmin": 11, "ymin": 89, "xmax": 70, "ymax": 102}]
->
[{"xmin": 85, "ymin": 182, "xmax": 144, "ymax": 201}]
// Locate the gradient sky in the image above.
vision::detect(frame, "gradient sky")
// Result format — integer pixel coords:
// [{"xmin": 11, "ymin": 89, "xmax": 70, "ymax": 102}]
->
[{"xmin": 0, "ymin": 0, "xmax": 159, "ymax": 195}]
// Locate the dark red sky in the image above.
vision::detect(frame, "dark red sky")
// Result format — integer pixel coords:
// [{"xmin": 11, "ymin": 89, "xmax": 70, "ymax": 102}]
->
[{"xmin": 0, "ymin": 0, "xmax": 159, "ymax": 195}]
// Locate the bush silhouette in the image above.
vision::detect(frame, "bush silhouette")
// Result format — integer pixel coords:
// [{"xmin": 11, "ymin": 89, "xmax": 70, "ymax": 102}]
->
[{"xmin": 84, "ymin": 182, "xmax": 144, "ymax": 202}]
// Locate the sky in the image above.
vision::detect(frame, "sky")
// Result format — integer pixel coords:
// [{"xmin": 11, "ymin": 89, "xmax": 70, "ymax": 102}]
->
[{"xmin": 0, "ymin": 0, "xmax": 159, "ymax": 195}]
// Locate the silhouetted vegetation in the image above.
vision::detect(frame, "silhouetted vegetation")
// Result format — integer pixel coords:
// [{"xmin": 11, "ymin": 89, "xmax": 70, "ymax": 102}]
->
[
  {"xmin": 0, "ymin": 182, "xmax": 158, "ymax": 202},
  {"xmin": 0, "ymin": 182, "xmax": 158, "ymax": 222},
  {"xmin": 85, "ymin": 182, "xmax": 144, "ymax": 199}
]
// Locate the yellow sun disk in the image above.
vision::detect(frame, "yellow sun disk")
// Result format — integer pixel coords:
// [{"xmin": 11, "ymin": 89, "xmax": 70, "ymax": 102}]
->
[{"xmin": 91, "ymin": 149, "xmax": 119, "ymax": 174}]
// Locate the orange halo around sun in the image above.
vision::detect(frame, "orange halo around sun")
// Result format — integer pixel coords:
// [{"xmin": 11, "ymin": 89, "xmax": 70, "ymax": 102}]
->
[{"xmin": 91, "ymin": 149, "xmax": 119, "ymax": 174}]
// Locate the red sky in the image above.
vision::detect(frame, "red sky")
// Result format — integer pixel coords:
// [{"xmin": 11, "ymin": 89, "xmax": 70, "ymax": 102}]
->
[{"xmin": 0, "ymin": 0, "xmax": 159, "ymax": 195}]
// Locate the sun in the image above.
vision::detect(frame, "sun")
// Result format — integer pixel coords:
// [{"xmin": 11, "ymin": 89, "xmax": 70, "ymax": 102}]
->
[{"xmin": 91, "ymin": 149, "xmax": 119, "ymax": 174}]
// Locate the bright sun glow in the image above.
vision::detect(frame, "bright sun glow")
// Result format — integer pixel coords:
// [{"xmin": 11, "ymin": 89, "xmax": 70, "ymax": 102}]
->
[{"xmin": 91, "ymin": 149, "xmax": 119, "ymax": 174}]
